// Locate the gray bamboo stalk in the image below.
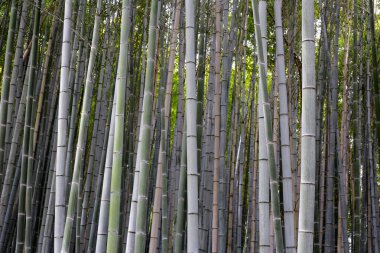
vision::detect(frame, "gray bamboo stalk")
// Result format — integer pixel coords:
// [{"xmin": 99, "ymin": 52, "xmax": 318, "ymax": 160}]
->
[
  {"xmin": 79, "ymin": 39, "xmax": 108, "ymax": 249},
  {"xmin": 297, "ymin": 0, "xmax": 316, "ymax": 251},
  {"xmin": 42, "ymin": 125, "xmax": 58, "ymax": 253},
  {"xmin": 248, "ymin": 56, "xmax": 257, "ymax": 253},
  {"xmin": 0, "ymin": 0, "xmax": 16, "ymax": 178},
  {"xmin": 60, "ymin": 0, "xmax": 101, "ymax": 251},
  {"xmin": 314, "ymin": 34, "xmax": 326, "ymax": 252},
  {"xmin": 85, "ymin": 14, "xmax": 114, "ymax": 252},
  {"xmin": 0, "ymin": 68, "xmax": 27, "ymax": 211},
  {"xmin": 173, "ymin": 120, "xmax": 187, "ymax": 253},
  {"xmin": 125, "ymin": 1, "xmax": 147, "ymax": 251},
  {"xmin": 147, "ymin": 81, "xmax": 165, "ymax": 252},
  {"xmin": 360, "ymin": 32, "xmax": 370, "ymax": 252},
  {"xmin": 212, "ymin": 0, "xmax": 222, "ymax": 250},
  {"xmin": 37, "ymin": 133, "xmax": 56, "ymax": 252},
  {"xmin": 106, "ymin": 0, "xmax": 131, "ymax": 251},
  {"xmin": 160, "ymin": 1, "xmax": 182, "ymax": 249},
  {"xmin": 55, "ymin": 0, "xmax": 73, "ymax": 250},
  {"xmin": 274, "ymin": 1, "xmax": 296, "ymax": 252},
  {"xmin": 64, "ymin": 0, "xmax": 86, "ymax": 181},
  {"xmin": 252, "ymin": 1, "xmax": 270, "ymax": 252},
  {"xmin": 199, "ymin": 32, "xmax": 214, "ymax": 250},
  {"xmin": 0, "ymin": 156, "xmax": 20, "ymax": 251},
  {"xmin": 150, "ymin": 0, "xmax": 181, "ymax": 251},
  {"xmin": 323, "ymin": 5, "xmax": 336, "ymax": 252},
  {"xmin": 94, "ymin": 85, "xmax": 116, "ymax": 253},
  {"xmin": 169, "ymin": 14, "xmax": 185, "ymax": 245},
  {"xmin": 328, "ymin": 1, "xmax": 349, "ymax": 252},
  {"xmin": 252, "ymin": 0, "xmax": 285, "ymax": 251},
  {"xmin": 218, "ymin": 0, "xmax": 237, "ymax": 249},
  {"xmin": 80, "ymin": 30, "xmax": 112, "ymax": 244},
  {"xmin": 86, "ymin": 95, "xmax": 111, "ymax": 253},
  {"xmin": 148, "ymin": 157, "xmax": 162, "ymax": 253},
  {"xmin": 336, "ymin": 129, "xmax": 349, "ymax": 253},
  {"xmin": 226, "ymin": 76, "xmax": 238, "ymax": 252},
  {"xmin": 93, "ymin": 90, "xmax": 117, "ymax": 252},
  {"xmin": 185, "ymin": 0, "xmax": 199, "ymax": 249}
]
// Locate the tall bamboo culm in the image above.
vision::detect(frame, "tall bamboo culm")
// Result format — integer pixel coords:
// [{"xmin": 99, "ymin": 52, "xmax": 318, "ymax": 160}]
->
[
  {"xmin": 0, "ymin": 0, "xmax": 16, "ymax": 180},
  {"xmin": 134, "ymin": 0, "xmax": 159, "ymax": 251},
  {"xmin": 273, "ymin": 0, "xmax": 296, "ymax": 251},
  {"xmin": 16, "ymin": 0, "xmax": 41, "ymax": 252},
  {"xmin": 56, "ymin": 0, "xmax": 72, "ymax": 251},
  {"xmin": 297, "ymin": 0, "xmax": 316, "ymax": 251},
  {"xmin": 107, "ymin": 0, "xmax": 131, "ymax": 251},
  {"xmin": 212, "ymin": 0, "xmax": 222, "ymax": 251},
  {"xmin": 251, "ymin": 0, "xmax": 285, "ymax": 251},
  {"xmin": 185, "ymin": 0, "xmax": 199, "ymax": 250},
  {"xmin": 61, "ymin": 0, "xmax": 102, "ymax": 251}
]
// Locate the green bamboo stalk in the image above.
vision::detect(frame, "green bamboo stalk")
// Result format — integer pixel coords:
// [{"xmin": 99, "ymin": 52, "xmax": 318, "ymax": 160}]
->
[
  {"xmin": 134, "ymin": 0, "xmax": 159, "ymax": 250},
  {"xmin": 169, "ymin": 15, "xmax": 185, "ymax": 248},
  {"xmin": 0, "ymin": 0, "xmax": 16, "ymax": 180},
  {"xmin": 95, "ymin": 83, "xmax": 116, "ymax": 253},
  {"xmin": 106, "ymin": 0, "xmax": 131, "ymax": 251},
  {"xmin": 16, "ymin": 0, "xmax": 41, "ymax": 252},
  {"xmin": 125, "ymin": 0, "xmax": 147, "ymax": 249}
]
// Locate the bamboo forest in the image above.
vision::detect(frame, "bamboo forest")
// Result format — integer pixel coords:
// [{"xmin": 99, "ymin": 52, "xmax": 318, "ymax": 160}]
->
[{"xmin": 1, "ymin": 0, "xmax": 380, "ymax": 252}]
